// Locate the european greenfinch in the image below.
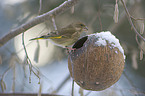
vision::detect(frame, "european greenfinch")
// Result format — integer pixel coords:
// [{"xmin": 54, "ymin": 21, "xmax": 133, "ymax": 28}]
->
[{"xmin": 30, "ymin": 22, "xmax": 88, "ymax": 49}]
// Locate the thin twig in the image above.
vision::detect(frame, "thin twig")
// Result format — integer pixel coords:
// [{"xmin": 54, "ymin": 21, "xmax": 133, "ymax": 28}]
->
[
  {"xmin": 0, "ymin": 55, "xmax": 2, "ymax": 64},
  {"xmin": 71, "ymin": 80, "xmax": 74, "ymax": 96},
  {"xmin": 135, "ymin": 34, "xmax": 145, "ymax": 53},
  {"xmin": 131, "ymin": 16, "xmax": 145, "ymax": 21},
  {"xmin": 0, "ymin": 67, "xmax": 11, "ymax": 92},
  {"xmin": 0, "ymin": 0, "xmax": 80, "ymax": 47},
  {"xmin": 12, "ymin": 63, "xmax": 16, "ymax": 92},
  {"xmin": 38, "ymin": 83, "xmax": 42, "ymax": 96},
  {"xmin": 108, "ymin": 0, "xmax": 136, "ymax": 32},
  {"xmin": 120, "ymin": 0, "xmax": 145, "ymax": 42},
  {"xmin": 22, "ymin": 32, "xmax": 32, "ymax": 76},
  {"xmin": 1, "ymin": 67, "xmax": 11, "ymax": 81},
  {"xmin": 22, "ymin": 32, "xmax": 40, "ymax": 83}
]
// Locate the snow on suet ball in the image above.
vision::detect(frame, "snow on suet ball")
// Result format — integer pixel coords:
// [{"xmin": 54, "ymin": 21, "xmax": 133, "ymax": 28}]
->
[{"xmin": 89, "ymin": 31, "xmax": 125, "ymax": 60}]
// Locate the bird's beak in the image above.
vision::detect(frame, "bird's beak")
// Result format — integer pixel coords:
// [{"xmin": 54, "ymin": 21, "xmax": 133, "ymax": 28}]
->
[
  {"xmin": 83, "ymin": 26, "xmax": 88, "ymax": 32},
  {"xmin": 85, "ymin": 26, "xmax": 88, "ymax": 30}
]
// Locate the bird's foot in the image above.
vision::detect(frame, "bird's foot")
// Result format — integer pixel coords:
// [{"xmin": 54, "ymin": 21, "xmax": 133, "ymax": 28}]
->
[{"xmin": 65, "ymin": 46, "xmax": 76, "ymax": 53}]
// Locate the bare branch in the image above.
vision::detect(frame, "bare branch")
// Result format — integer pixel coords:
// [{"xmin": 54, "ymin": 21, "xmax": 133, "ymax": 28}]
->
[
  {"xmin": 0, "ymin": 0, "xmax": 80, "ymax": 47},
  {"xmin": 120, "ymin": 0, "xmax": 145, "ymax": 42}
]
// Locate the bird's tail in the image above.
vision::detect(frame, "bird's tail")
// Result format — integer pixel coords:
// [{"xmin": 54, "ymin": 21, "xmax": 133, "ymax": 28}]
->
[{"xmin": 29, "ymin": 35, "xmax": 62, "ymax": 41}]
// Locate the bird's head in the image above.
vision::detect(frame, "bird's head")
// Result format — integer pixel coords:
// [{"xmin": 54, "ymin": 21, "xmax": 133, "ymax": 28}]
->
[{"xmin": 73, "ymin": 22, "xmax": 88, "ymax": 32}]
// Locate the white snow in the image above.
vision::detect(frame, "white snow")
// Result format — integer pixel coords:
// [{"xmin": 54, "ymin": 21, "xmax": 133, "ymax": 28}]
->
[
  {"xmin": 89, "ymin": 31, "xmax": 125, "ymax": 59},
  {"xmin": 95, "ymin": 38, "xmax": 107, "ymax": 46}
]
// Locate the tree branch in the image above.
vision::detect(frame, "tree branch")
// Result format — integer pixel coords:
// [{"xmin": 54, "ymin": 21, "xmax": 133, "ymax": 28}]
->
[
  {"xmin": 0, "ymin": 0, "xmax": 80, "ymax": 47},
  {"xmin": 120, "ymin": 0, "xmax": 145, "ymax": 42}
]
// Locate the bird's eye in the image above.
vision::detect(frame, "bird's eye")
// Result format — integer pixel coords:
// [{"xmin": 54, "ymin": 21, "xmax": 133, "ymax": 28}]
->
[{"xmin": 80, "ymin": 24, "xmax": 84, "ymax": 26}]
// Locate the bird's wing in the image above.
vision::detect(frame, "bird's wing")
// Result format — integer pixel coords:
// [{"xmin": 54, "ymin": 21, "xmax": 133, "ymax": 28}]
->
[
  {"xmin": 71, "ymin": 31, "xmax": 79, "ymax": 39},
  {"xmin": 59, "ymin": 27, "xmax": 76, "ymax": 37}
]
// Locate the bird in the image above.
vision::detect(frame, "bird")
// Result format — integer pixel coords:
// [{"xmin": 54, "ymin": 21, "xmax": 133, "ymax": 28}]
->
[{"xmin": 30, "ymin": 22, "xmax": 88, "ymax": 50}]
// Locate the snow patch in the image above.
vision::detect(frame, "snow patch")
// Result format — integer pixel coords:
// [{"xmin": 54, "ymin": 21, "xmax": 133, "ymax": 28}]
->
[
  {"xmin": 95, "ymin": 38, "xmax": 107, "ymax": 46},
  {"xmin": 89, "ymin": 31, "xmax": 125, "ymax": 59}
]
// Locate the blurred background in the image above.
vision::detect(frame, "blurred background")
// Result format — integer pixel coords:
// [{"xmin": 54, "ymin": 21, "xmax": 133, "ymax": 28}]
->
[{"xmin": 0, "ymin": 0, "xmax": 145, "ymax": 96}]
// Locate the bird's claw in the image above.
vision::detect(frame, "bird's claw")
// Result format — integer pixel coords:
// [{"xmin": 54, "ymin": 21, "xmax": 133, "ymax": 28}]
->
[{"xmin": 65, "ymin": 47, "xmax": 76, "ymax": 53}]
